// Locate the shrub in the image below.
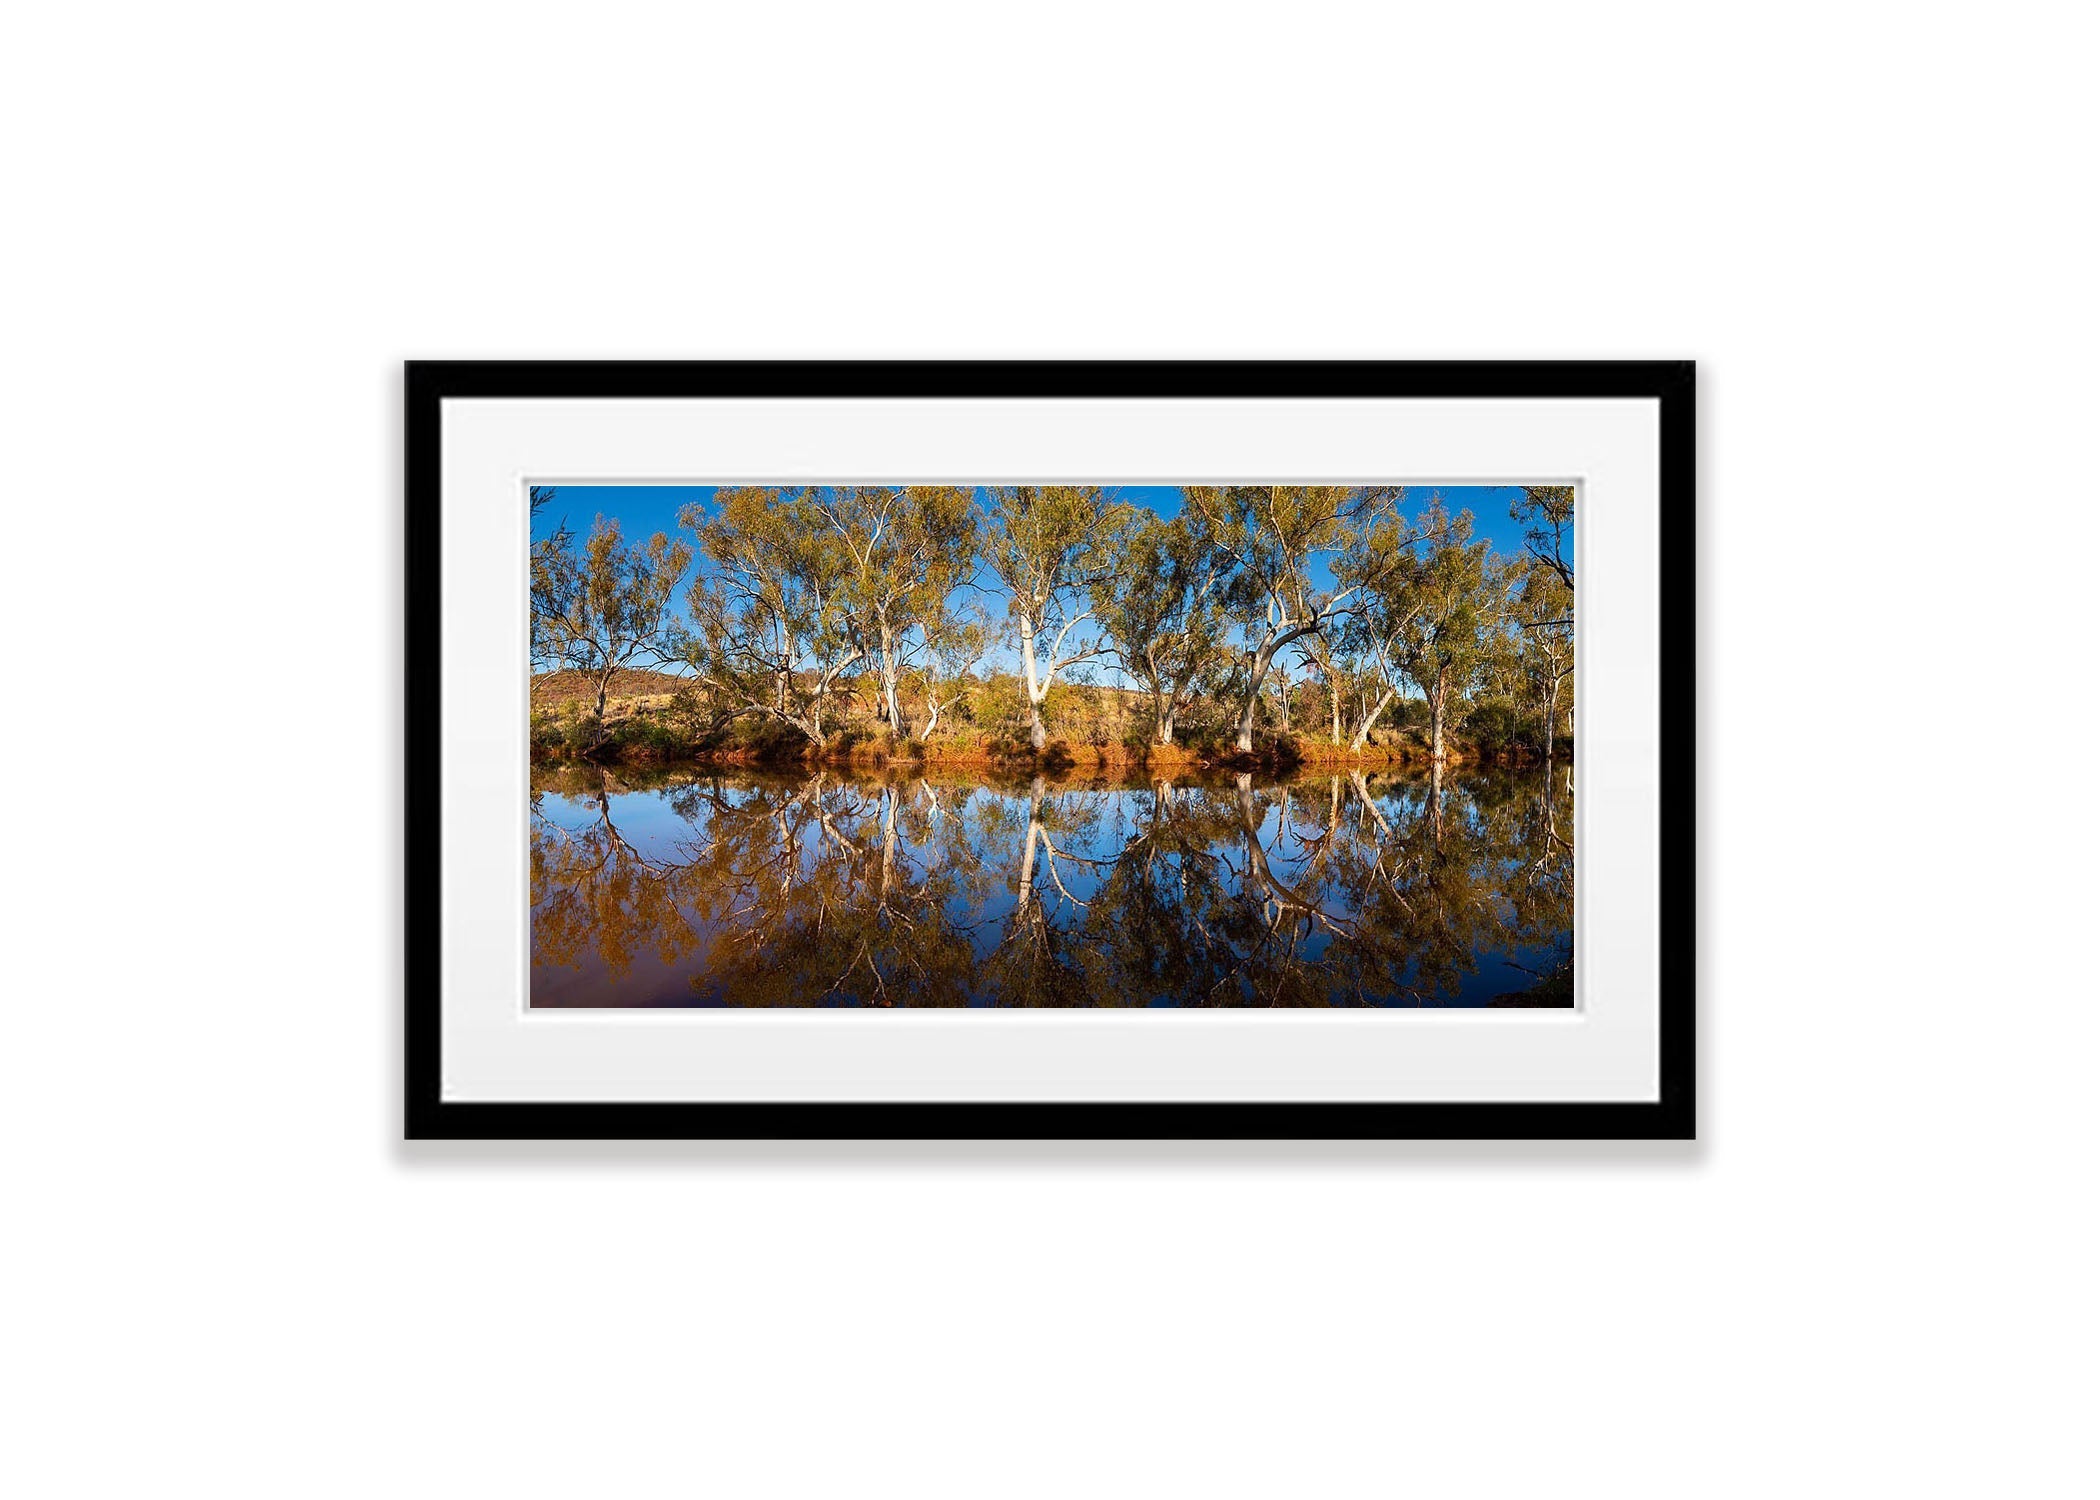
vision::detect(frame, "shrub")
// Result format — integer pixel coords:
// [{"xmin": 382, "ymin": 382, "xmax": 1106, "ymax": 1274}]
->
[
  {"xmin": 612, "ymin": 714, "xmax": 690, "ymax": 759},
  {"xmin": 529, "ymin": 705, "xmax": 605, "ymax": 758},
  {"xmin": 971, "ymin": 675, "xmax": 1030, "ymax": 735},
  {"xmin": 1392, "ymin": 698, "xmax": 1431, "ymax": 731},
  {"xmin": 1463, "ymin": 699, "xmax": 1523, "ymax": 755}
]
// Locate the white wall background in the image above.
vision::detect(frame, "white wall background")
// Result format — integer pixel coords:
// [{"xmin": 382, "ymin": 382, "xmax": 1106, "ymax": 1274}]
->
[{"xmin": 5, "ymin": 4, "xmax": 2093, "ymax": 1496}]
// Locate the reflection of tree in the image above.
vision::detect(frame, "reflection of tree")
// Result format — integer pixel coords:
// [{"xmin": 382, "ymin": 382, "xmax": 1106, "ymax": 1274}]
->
[
  {"xmin": 1321, "ymin": 770, "xmax": 1509, "ymax": 1003},
  {"xmin": 1113, "ymin": 774, "xmax": 1360, "ymax": 1008},
  {"xmin": 1232, "ymin": 773, "xmax": 1355, "ymax": 942},
  {"xmin": 683, "ymin": 773, "xmax": 992, "ymax": 1006},
  {"xmin": 530, "ymin": 775, "xmax": 705, "ymax": 980},
  {"xmin": 1074, "ymin": 765, "xmax": 1574, "ymax": 1007},
  {"xmin": 980, "ymin": 776, "xmax": 1117, "ymax": 1007},
  {"xmin": 1072, "ymin": 779, "xmax": 1246, "ymax": 1005},
  {"xmin": 1071, "ymin": 774, "xmax": 1373, "ymax": 1007},
  {"xmin": 529, "ymin": 761, "xmax": 1575, "ymax": 1008},
  {"xmin": 1478, "ymin": 765, "xmax": 1575, "ymax": 1002}
]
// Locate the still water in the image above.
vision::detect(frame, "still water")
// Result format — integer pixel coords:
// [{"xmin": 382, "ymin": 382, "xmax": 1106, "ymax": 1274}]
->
[{"xmin": 530, "ymin": 762, "xmax": 1573, "ymax": 1008}]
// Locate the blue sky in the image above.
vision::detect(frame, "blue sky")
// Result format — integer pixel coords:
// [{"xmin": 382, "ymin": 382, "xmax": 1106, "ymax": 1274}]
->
[{"xmin": 531, "ymin": 485, "xmax": 1552, "ymax": 685}]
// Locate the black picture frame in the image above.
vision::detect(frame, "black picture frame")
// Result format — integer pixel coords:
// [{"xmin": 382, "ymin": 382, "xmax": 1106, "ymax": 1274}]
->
[{"xmin": 406, "ymin": 360, "xmax": 1694, "ymax": 1140}]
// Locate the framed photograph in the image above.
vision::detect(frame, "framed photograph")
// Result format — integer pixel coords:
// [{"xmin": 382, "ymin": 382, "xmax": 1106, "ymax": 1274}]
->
[{"xmin": 406, "ymin": 361, "xmax": 1693, "ymax": 1139}]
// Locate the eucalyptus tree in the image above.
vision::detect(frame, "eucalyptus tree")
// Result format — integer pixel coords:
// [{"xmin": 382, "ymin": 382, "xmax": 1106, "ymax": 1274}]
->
[
  {"xmin": 915, "ymin": 602, "xmax": 991, "ymax": 740},
  {"xmin": 1291, "ymin": 633, "xmax": 1347, "ymax": 746},
  {"xmin": 979, "ymin": 485, "xmax": 1131, "ymax": 750},
  {"xmin": 527, "ymin": 485, "xmax": 575, "ymax": 689},
  {"xmin": 1513, "ymin": 485, "xmax": 1574, "ymax": 590},
  {"xmin": 1321, "ymin": 602, "xmax": 1411, "ymax": 753},
  {"xmin": 1269, "ymin": 656, "xmax": 1293, "ymax": 731},
  {"xmin": 810, "ymin": 485, "xmax": 979, "ymax": 739},
  {"xmin": 1183, "ymin": 485, "xmax": 1425, "ymax": 753},
  {"xmin": 528, "ymin": 495, "xmax": 573, "ymax": 674},
  {"xmin": 528, "ymin": 483, "xmax": 565, "ymax": 536},
  {"xmin": 1279, "ymin": 625, "xmax": 1400, "ymax": 752},
  {"xmin": 1513, "ymin": 562, "xmax": 1574, "ymax": 760},
  {"xmin": 1327, "ymin": 508, "xmax": 1444, "ymax": 747},
  {"xmin": 1379, "ymin": 505, "xmax": 1517, "ymax": 764},
  {"xmin": 1090, "ymin": 510, "xmax": 1233, "ymax": 745},
  {"xmin": 676, "ymin": 487, "xmax": 864, "ymax": 747},
  {"xmin": 1510, "ymin": 487, "xmax": 1575, "ymax": 760},
  {"xmin": 529, "ymin": 515, "xmax": 693, "ymax": 735}
]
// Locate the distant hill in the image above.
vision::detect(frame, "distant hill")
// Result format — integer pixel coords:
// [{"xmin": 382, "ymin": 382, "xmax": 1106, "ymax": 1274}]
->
[{"xmin": 530, "ymin": 668, "xmax": 696, "ymax": 707}]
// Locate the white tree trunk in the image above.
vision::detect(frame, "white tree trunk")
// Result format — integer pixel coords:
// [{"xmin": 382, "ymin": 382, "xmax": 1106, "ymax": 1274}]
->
[
  {"xmin": 1019, "ymin": 610, "xmax": 1050, "ymax": 751},
  {"xmin": 878, "ymin": 623, "xmax": 904, "ymax": 737},
  {"xmin": 1349, "ymin": 688, "xmax": 1396, "ymax": 752},
  {"xmin": 1235, "ymin": 639, "xmax": 1283, "ymax": 752},
  {"xmin": 1236, "ymin": 621, "xmax": 1326, "ymax": 752},
  {"xmin": 1014, "ymin": 775, "xmax": 1047, "ymax": 907}
]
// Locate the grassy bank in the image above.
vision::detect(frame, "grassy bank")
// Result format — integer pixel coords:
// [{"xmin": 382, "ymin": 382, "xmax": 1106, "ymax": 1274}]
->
[{"xmin": 528, "ymin": 673, "xmax": 1568, "ymax": 773}]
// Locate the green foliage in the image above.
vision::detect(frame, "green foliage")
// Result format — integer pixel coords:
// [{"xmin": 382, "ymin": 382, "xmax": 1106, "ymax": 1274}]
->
[
  {"xmin": 612, "ymin": 714, "xmax": 691, "ymax": 759},
  {"xmin": 971, "ymin": 673, "xmax": 1031, "ymax": 734},
  {"xmin": 533, "ymin": 701, "xmax": 630, "ymax": 758},
  {"xmin": 980, "ymin": 486, "xmax": 1127, "ymax": 620}
]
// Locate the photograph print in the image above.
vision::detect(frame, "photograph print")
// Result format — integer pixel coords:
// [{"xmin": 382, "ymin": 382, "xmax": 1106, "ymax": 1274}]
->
[{"xmin": 528, "ymin": 482, "xmax": 1575, "ymax": 1010}]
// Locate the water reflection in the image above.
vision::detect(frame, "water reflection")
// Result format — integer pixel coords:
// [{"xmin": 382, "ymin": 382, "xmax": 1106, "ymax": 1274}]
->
[{"xmin": 529, "ymin": 762, "xmax": 1573, "ymax": 1008}]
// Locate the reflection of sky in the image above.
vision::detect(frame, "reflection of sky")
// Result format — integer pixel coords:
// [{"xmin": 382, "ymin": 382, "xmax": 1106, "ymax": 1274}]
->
[
  {"xmin": 532, "ymin": 771, "xmax": 1570, "ymax": 1009},
  {"xmin": 530, "ymin": 484, "xmax": 1554, "ymax": 684}
]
